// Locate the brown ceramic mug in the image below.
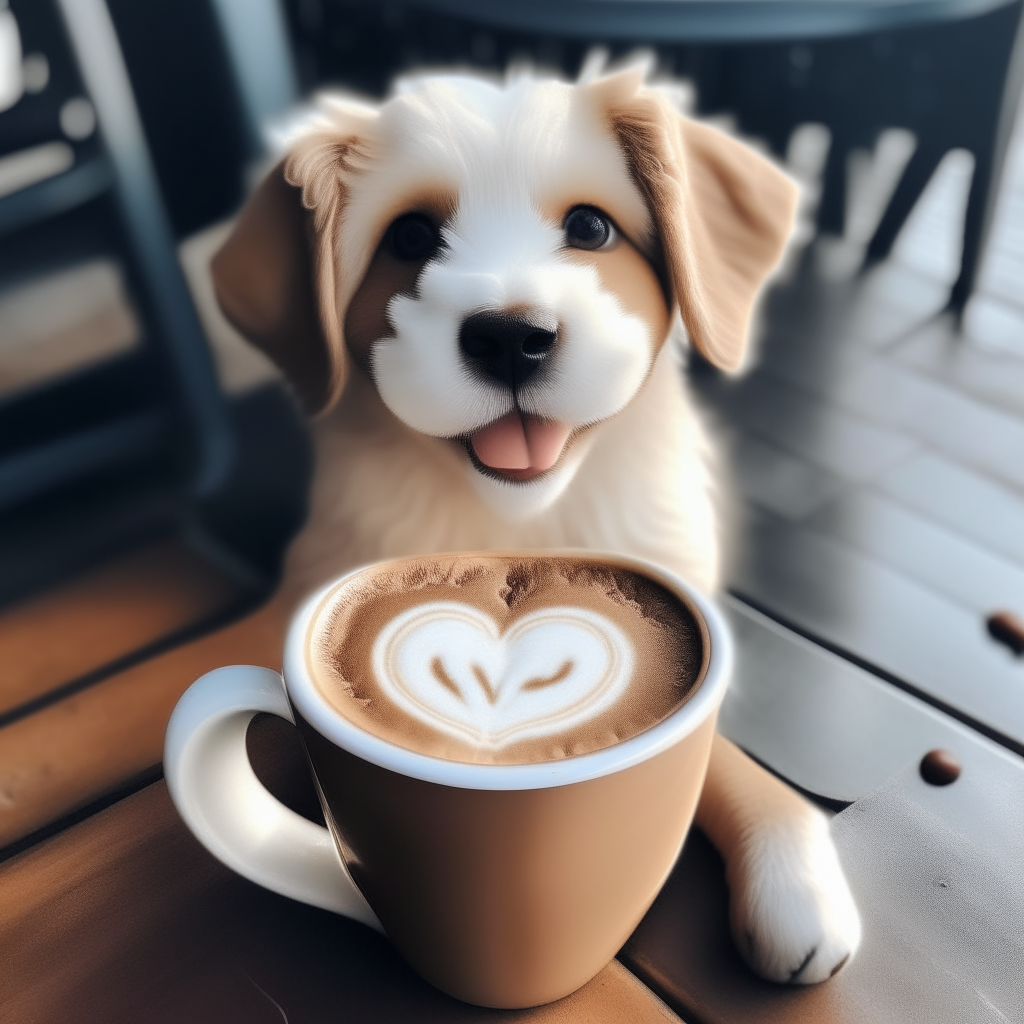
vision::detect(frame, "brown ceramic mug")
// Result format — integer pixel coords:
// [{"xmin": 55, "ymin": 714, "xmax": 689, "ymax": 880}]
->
[{"xmin": 164, "ymin": 552, "xmax": 732, "ymax": 1008}]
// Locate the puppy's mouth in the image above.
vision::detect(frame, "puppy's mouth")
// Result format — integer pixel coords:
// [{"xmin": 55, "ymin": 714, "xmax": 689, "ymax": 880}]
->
[{"xmin": 465, "ymin": 412, "xmax": 572, "ymax": 482}]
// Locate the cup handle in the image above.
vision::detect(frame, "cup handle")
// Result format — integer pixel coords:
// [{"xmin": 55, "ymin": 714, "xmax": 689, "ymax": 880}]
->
[{"xmin": 164, "ymin": 665, "xmax": 382, "ymax": 931}]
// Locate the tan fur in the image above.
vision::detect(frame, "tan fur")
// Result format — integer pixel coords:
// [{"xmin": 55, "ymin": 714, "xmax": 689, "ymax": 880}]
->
[
  {"xmin": 282, "ymin": 108, "xmax": 378, "ymax": 409},
  {"xmin": 343, "ymin": 187, "xmax": 462, "ymax": 371},
  {"xmin": 560, "ymin": 237, "xmax": 672, "ymax": 353},
  {"xmin": 594, "ymin": 69, "xmax": 798, "ymax": 372},
  {"xmin": 211, "ymin": 167, "xmax": 332, "ymax": 412}
]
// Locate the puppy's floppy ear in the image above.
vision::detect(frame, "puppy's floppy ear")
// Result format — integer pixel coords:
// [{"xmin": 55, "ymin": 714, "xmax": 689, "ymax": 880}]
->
[
  {"xmin": 591, "ymin": 70, "xmax": 798, "ymax": 372},
  {"xmin": 211, "ymin": 104, "xmax": 375, "ymax": 413},
  {"xmin": 211, "ymin": 163, "xmax": 331, "ymax": 412}
]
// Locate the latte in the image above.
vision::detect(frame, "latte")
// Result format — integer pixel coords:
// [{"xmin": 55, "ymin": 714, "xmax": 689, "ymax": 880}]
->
[{"xmin": 306, "ymin": 554, "xmax": 707, "ymax": 765}]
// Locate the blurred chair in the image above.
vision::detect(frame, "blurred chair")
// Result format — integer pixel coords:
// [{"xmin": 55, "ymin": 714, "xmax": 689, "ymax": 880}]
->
[
  {"xmin": 0, "ymin": 0, "xmax": 309, "ymax": 604},
  {"xmin": 680, "ymin": 1, "xmax": 1024, "ymax": 310}
]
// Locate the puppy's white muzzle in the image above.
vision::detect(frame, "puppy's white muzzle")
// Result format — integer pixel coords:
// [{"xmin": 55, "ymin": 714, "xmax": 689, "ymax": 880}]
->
[
  {"xmin": 369, "ymin": 203, "xmax": 652, "ymax": 515},
  {"xmin": 375, "ymin": 264, "xmax": 650, "ymax": 435}
]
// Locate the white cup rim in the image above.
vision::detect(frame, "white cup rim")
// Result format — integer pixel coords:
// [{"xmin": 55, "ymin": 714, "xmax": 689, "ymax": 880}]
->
[{"xmin": 284, "ymin": 551, "xmax": 732, "ymax": 791}]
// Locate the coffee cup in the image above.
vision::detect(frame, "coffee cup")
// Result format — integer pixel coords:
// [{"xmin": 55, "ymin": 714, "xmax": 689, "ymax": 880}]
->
[{"xmin": 164, "ymin": 551, "xmax": 731, "ymax": 1008}]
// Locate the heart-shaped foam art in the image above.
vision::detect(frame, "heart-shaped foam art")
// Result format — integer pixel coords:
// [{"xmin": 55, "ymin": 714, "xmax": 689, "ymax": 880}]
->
[{"xmin": 371, "ymin": 602, "xmax": 635, "ymax": 749}]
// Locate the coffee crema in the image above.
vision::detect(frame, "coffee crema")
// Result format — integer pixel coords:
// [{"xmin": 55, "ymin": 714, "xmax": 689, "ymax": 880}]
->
[{"xmin": 306, "ymin": 554, "xmax": 707, "ymax": 765}]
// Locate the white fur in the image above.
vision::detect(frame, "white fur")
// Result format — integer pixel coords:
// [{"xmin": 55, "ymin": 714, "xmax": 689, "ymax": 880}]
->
[
  {"xmin": 284, "ymin": 340, "xmax": 719, "ymax": 597},
  {"xmin": 378, "ymin": 241, "xmax": 651, "ymax": 440},
  {"xmin": 280, "ymin": 69, "xmax": 860, "ymax": 986},
  {"xmin": 726, "ymin": 807, "xmax": 863, "ymax": 983},
  {"xmin": 354, "ymin": 75, "xmax": 656, "ymax": 517}
]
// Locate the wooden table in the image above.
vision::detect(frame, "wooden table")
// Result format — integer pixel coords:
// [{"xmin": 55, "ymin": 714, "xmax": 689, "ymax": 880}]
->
[
  {"xmin": 0, "ymin": 537, "xmax": 682, "ymax": 1022},
  {"xmin": 2, "ymin": 778, "xmax": 682, "ymax": 1023},
  {"xmin": 5, "ymin": 531, "xmax": 1022, "ymax": 1022}
]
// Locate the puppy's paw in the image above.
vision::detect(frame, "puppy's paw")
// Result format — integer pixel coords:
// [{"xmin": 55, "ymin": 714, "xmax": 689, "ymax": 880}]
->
[{"xmin": 726, "ymin": 810, "xmax": 861, "ymax": 984}]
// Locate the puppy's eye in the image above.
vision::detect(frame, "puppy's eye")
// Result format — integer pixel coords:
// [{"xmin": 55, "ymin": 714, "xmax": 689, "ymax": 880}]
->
[
  {"xmin": 564, "ymin": 206, "xmax": 613, "ymax": 250},
  {"xmin": 389, "ymin": 213, "xmax": 441, "ymax": 261}
]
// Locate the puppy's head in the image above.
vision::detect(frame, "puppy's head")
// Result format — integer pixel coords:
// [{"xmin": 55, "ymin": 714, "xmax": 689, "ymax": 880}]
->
[{"xmin": 213, "ymin": 68, "xmax": 797, "ymax": 516}]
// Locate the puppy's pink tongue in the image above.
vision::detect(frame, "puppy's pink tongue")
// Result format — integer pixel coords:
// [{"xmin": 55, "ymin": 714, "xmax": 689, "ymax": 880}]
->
[
  {"xmin": 471, "ymin": 414, "xmax": 570, "ymax": 473},
  {"xmin": 472, "ymin": 413, "xmax": 529, "ymax": 470},
  {"xmin": 523, "ymin": 417, "xmax": 571, "ymax": 472}
]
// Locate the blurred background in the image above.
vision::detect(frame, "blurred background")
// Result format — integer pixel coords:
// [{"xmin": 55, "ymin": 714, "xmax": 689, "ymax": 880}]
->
[{"xmin": 1, "ymin": 0, "xmax": 1023, "ymax": 831}]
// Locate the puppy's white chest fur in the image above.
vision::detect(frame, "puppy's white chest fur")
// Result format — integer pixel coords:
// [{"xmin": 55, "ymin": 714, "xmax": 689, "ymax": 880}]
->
[{"xmin": 283, "ymin": 339, "xmax": 720, "ymax": 604}]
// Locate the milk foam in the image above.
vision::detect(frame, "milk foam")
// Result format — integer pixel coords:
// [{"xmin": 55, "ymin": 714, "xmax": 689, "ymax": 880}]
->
[
  {"xmin": 307, "ymin": 554, "xmax": 704, "ymax": 765},
  {"xmin": 372, "ymin": 601, "xmax": 635, "ymax": 748}
]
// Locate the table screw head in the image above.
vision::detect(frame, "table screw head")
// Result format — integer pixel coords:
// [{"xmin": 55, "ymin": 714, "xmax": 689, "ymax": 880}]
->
[
  {"xmin": 920, "ymin": 748, "xmax": 961, "ymax": 786},
  {"xmin": 986, "ymin": 610, "xmax": 1024, "ymax": 655}
]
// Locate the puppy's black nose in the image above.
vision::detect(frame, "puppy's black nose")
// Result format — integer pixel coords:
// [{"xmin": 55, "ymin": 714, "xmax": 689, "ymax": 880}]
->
[{"xmin": 459, "ymin": 311, "xmax": 557, "ymax": 389}]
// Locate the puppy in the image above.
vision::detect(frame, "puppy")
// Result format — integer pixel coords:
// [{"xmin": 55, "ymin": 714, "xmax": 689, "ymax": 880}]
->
[{"xmin": 212, "ymin": 63, "xmax": 862, "ymax": 985}]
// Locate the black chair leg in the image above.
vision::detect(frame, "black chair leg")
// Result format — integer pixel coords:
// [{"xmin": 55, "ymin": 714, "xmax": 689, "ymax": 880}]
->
[
  {"xmin": 865, "ymin": 144, "xmax": 941, "ymax": 265},
  {"xmin": 949, "ymin": 149, "xmax": 997, "ymax": 314},
  {"xmin": 949, "ymin": 5, "xmax": 1024, "ymax": 313},
  {"xmin": 816, "ymin": 130, "xmax": 849, "ymax": 236}
]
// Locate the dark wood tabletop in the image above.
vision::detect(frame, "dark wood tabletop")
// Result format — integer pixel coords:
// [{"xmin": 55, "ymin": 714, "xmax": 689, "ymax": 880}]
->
[
  {"xmin": 0, "ymin": 541, "xmax": 675, "ymax": 1022},
  {"xmin": 1, "ymin": 777, "xmax": 682, "ymax": 1023},
  {"xmin": 2, "ymin": 447, "xmax": 1022, "ymax": 1021}
]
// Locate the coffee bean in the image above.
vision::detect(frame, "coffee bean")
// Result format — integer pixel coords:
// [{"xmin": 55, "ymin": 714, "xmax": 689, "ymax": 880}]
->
[
  {"xmin": 920, "ymin": 749, "xmax": 961, "ymax": 786},
  {"xmin": 986, "ymin": 611, "xmax": 1024, "ymax": 656}
]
